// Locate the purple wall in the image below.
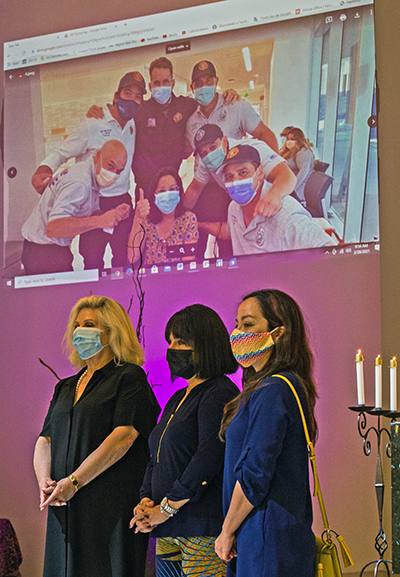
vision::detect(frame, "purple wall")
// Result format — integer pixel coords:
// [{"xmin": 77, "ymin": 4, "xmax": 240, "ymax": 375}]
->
[
  {"xmin": 2, "ymin": 0, "xmax": 400, "ymax": 574},
  {"xmin": 0, "ymin": 248, "xmax": 381, "ymax": 575}
]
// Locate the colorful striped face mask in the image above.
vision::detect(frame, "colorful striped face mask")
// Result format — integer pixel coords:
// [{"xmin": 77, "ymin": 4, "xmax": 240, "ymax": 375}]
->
[{"xmin": 230, "ymin": 327, "xmax": 280, "ymax": 368}]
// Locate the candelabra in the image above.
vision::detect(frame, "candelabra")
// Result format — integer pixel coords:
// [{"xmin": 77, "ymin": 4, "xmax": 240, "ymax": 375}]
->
[{"xmin": 349, "ymin": 405, "xmax": 400, "ymax": 576}]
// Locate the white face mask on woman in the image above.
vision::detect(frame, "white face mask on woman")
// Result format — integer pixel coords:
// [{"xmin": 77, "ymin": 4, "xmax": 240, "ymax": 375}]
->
[{"xmin": 286, "ymin": 140, "xmax": 297, "ymax": 150}]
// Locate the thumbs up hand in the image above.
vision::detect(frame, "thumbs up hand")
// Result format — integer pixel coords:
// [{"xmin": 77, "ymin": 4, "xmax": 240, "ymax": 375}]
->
[{"xmin": 135, "ymin": 189, "xmax": 150, "ymax": 223}]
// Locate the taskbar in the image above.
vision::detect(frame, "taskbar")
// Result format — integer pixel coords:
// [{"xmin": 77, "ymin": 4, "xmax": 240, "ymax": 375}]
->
[{"xmin": 4, "ymin": 241, "xmax": 379, "ymax": 289}]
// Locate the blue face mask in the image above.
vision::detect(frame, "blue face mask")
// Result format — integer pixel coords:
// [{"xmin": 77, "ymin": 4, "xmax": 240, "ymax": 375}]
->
[
  {"xmin": 152, "ymin": 86, "xmax": 172, "ymax": 105},
  {"xmin": 155, "ymin": 189, "xmax": 180, "ymax": 214},
  {"xmin": 225, "ymin": 177, "xmax": 257, "ymax": 205},
  {"xmin": 194, "ymin": 85, "xmax": 216, "ymax": 106},
  {"xmin": 116, "ymin": 98, "xmax": 141, "ymax": 121},
  {"xmin": 202, "ymin": 146, "xmax": 225, "ymax": 171},
  {"xmin": 73, "ymin": 327, "xmax": 105, "ymax": 360}
]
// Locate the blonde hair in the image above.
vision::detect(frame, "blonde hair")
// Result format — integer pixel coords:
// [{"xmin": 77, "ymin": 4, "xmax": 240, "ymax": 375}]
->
[
  {"xmin": 279, "ymin": 127, "xmax": 314, "ymax": 160},
  {"xmin": 63, "ymin": 295, "xmax": 145, "ymax": 368}
]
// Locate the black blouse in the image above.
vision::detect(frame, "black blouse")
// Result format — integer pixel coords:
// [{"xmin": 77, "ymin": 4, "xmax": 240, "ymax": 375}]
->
[{"xmin": 40, "ymin": 360, "xmax": 160, "ymax": 577}]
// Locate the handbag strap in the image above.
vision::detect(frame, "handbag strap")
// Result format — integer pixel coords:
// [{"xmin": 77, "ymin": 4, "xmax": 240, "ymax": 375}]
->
[
  {"xmin": 272, "ymin": 374, "xmax": 354, "ymax": 569},
  {"xmin": 272, "ymin": 374, "xmax": 330, "ymax": 533}
]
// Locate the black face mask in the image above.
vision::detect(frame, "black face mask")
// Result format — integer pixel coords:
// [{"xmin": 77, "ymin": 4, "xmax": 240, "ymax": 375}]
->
[{"xmin": 166, "ymin": 348, "xmax": 196, "ymax": 380}]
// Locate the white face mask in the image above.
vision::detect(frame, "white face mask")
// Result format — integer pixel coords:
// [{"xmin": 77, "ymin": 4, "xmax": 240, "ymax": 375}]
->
[
  {"xmin": 96, "ymin": 167, "xmax": 119, "ymax": 188},
  {"xmin": 95, "ymin": 153, "xmax": 119, "ymax": 187},
  {"xmin": 286, "ymin": 140, "xmax": 297, "ymax": 150}
]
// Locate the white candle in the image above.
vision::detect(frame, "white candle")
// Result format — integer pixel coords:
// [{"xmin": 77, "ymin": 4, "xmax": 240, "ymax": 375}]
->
[
  {"xmin": 355, "ymin": 350, "xmax": 365, "ymax": 405},
  {"xmin": 375, "ymin": 355, "xmax": 383, "ymax": 409},
  {"xmin": 390, "ymin": 357, "xmax": 397, "ymax": 412}
]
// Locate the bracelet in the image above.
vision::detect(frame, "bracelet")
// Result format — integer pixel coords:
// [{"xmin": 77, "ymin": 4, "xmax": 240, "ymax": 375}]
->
[
  {"xmin": 160, "ymin": 497, "xmax": 179, "ymax": 518},
  {"xmin": 68, "ymin": 475, "xmax": 81, "ymax": 491}
]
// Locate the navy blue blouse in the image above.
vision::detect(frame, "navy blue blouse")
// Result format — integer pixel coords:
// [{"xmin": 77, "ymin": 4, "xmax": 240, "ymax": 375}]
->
[
  {"xmin": 140, "ymin": 375, "xmax": 239, "ymax": 537},
  {"xmin": 223, "ymin": 372, "xmax": 315, "ymax": 577}
]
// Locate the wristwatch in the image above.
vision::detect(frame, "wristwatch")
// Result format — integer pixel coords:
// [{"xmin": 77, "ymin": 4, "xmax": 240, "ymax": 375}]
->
[
  {"xmin": 160, "ymin": 497, "xmax": 179, "ymax": 518},
  {"xmin": 68, "ymin": 474, "xmax": 81, "ymax": 491}
]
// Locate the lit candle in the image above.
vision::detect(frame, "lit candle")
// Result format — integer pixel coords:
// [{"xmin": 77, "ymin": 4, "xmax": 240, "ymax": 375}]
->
[
  {"xmin": 355, "ymin": 350, "xmax": 365, "ymax": 406},
  {"xmin": 375, "ymin": 355, "xmax": 383, "ymax": 409},
  {"xmin": 390, "ymin": 357, "xmax": 397, "ymax": 412}
]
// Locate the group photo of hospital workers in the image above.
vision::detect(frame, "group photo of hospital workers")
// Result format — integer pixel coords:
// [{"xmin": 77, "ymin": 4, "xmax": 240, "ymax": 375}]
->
[
  {"xmin": 20, "ymin": 51, "xmax": 337, "ymax": 277},
  {"xmin": 34, "ymin": 289, "xmax": 317, "ymax": 577}
]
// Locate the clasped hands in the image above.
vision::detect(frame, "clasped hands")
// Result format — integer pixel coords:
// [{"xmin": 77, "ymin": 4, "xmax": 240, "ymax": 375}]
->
[
  {"xmin": 129, "ymin": 498, "xmax": 169, "ymax": 533},
  {"xmin": 39, "ymin": 476, "xmax": 78, "ymax": 510}
]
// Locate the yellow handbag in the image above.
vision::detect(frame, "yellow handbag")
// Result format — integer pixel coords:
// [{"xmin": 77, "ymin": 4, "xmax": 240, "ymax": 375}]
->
[{"xmin": 273, "ymin": 375, "xmax": 354, "ymax": 577}]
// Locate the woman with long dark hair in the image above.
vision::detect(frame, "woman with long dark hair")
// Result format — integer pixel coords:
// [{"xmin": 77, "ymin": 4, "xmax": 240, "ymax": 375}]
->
[
  {"xmin": 215, "ymin": 289, "xmax": 317, "ymax": 577},
  {"xmin": 128, "ymin": 166, "xmax": 198, "ymax": 265},
  {"xmin": 130, "ymin": 304, "xmax": 239, "ymax": 577}
]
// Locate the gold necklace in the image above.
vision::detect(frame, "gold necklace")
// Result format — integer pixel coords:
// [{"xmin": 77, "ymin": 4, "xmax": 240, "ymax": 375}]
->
[{"xmin": 75, "ymin": 369, "xmax": 88, "ymax": 400}]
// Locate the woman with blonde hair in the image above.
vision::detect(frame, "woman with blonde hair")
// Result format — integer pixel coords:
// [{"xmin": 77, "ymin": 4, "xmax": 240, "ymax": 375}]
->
[
  {"xmin": 279, "ymin": 127, "xmax": 315, "ymax": 204},
  {"xmin": 33, "ymin": 295, "xmax": 160, "ymax": 577}
]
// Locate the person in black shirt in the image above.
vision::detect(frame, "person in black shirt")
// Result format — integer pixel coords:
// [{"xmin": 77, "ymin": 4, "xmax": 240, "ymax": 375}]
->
[
  {"xmin": 132, "ymin": 57, "xmax": 198, "ymax": 198},
  {"xmin": 130, "ymin": 304, "xmax": 239, "ymax": 577},
  {"xmin": 33, "ymin": 295, "xmax": 160, "ymax": 577}
]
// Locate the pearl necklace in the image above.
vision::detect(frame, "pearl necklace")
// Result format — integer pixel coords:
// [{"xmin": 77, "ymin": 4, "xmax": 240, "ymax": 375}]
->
[{"xmin": 75, "ymin": 369, "xmax": 88, "ymax": 400}]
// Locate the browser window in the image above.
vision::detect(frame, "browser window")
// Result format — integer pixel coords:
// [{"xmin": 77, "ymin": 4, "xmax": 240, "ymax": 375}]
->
[{"xmin": 3, "ymin": 0, "xmax": 378, "ymax": 289}]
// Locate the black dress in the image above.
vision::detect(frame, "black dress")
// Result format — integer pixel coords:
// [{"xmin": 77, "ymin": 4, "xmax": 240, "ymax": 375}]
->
[{"xmin": 40, "ymin": 360, "xmax": 161, "ymax": 577}]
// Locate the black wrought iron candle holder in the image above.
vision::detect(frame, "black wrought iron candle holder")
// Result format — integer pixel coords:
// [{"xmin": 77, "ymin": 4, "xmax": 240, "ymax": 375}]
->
[{"xmin": 348, "ymin": 405, "xmax": 400, "ymax": 576}]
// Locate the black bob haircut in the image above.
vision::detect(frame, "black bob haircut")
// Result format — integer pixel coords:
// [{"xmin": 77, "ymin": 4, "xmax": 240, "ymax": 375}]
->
[{"xmin": 165, "ymin": 304, "xmax": 238, "ymax": 379}]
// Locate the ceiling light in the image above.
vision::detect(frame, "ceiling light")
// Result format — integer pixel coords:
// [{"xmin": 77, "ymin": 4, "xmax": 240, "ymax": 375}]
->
[{"xmin": 242, "ymin": 47, "xmax": 252, "ymax": 72}]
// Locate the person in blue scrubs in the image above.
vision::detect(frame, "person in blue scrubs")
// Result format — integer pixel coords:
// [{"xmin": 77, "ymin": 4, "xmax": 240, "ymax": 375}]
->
[{"xmin": 215, "ymin": 289, "xmax": 317, "ymax": 577}]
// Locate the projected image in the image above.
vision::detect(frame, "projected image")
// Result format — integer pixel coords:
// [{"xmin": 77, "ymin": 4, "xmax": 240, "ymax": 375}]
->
[{"xmin": 3, "ymin": 4, "xmax": 377, "ymax": 280}]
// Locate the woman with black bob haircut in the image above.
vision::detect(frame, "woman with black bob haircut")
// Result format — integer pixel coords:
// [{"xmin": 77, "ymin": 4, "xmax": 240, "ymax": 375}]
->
[
  {"xmin": 215, "ymin": 289, "xmax": 317, "ymax": 577},
  {"xmin": 164, "ymin": 302, "xmax": 239, "ymax": 380},
  {"xmin": 128, "ymin": 166, "xmax": 198, "ymax": 265},
  {"xmin": 131, "ymin": 304, "xmax": 239, "ymax": 577}
]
